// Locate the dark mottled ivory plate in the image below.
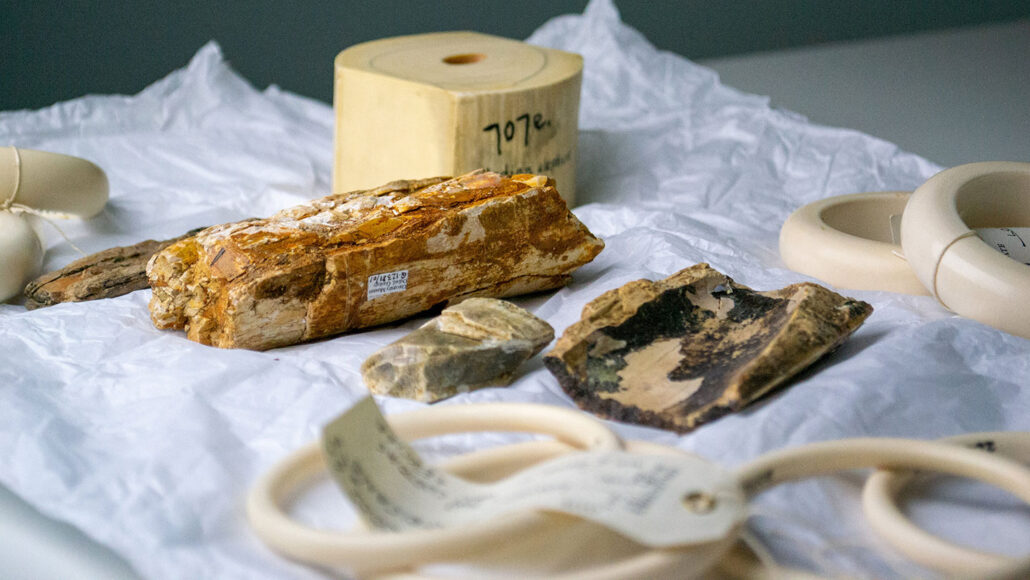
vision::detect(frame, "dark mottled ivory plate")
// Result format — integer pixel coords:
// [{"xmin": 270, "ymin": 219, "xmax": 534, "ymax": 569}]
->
[{"xmin": 544, "ymin": 264, "xmax": 872, "ymax": 433}]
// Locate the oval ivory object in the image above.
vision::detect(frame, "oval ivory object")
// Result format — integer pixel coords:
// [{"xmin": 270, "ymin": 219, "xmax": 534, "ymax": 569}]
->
[
  {"xmin": 862, "ymin": 431, "xmax": 1030, "ymax": 576},
  {"xmin": 0, "ymin": 147, "xmax": 108, "ymax": 218},
  {"xmin": 901, "ymin": 162, "xmax": 1030, "ymax": 338},
  {"xmin": 0, "ymin": 212, "xmax": 43, "ymax": 302},
  {"xmin": 779, "ymin": 191, "xmax": 928, "ymax": 294},
  {"xmin": 334, "ymin": 32, "xmax": 583, "ymax": 205}
]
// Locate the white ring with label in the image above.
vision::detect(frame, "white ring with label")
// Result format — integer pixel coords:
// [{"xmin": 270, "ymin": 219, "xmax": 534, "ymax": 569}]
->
[
  {"xmin": 862, "ymin": 432, "xmax": 1030, "ymax": 576},
  {"xmin": 249, "ymin": 401, "xmax": 1030, "ymax": 579},
  {"xmin": 247, "ymin": 403, "xmax": 631, "ymax": 575},
  {"xmin": 247, "ymin": 402, "xmax": 749, "ymax": 579},
  {"xmin": 367, "ymin": 439, "xmax": 743, "ymax": 580}
]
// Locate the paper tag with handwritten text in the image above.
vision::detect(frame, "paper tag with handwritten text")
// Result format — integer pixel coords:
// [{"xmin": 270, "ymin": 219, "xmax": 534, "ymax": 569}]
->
[
  {"xmin": 977, "ymin": 228, "xmax": 1030, "ymax": 266},
  {"xmin": 321, "ymin": 398, "xmax": 745, "ymax": 547}
]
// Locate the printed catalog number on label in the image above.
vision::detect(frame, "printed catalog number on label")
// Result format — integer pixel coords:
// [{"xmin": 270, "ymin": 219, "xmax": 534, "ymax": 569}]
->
[{"xmin": 368, "ymin": 270, "xmax": 409, "ymax": 300}]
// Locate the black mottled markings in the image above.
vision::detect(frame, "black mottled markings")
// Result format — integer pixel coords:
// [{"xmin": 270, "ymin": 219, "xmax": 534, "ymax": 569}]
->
[
  {"xmin": 601, "ymin": 286, "xmax": 711, "ymax": 350},
  {"xmin": 669, "ymin": 288, "xmax": 790, "ymax": 408},
  {"xmin": 973, "ymin": 440, "xmax": 997, "ymax": 453},
  {"xmin": 582, "ymin": 286, "xmax": 712, "ymax": 394},
  {"xmin": 719, "ymin": 287, "xmax": 781, "ymax": 323},
  {"xmin": 580, "ymin": 283, "xmax": 791, "ymax": 412}
]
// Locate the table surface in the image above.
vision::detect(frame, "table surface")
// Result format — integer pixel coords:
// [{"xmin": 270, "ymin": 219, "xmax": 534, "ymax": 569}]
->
[
  {"xmin": 702, "ymin": 19, "xmax": 1030, "ymax": 168},
  {"xmin": 3, "ymin": 19, "xmax": 1029, "ymax": 580}
]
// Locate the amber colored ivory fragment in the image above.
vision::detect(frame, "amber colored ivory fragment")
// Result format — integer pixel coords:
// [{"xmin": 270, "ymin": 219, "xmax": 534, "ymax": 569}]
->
[
  {"xmin": 334, "ymin": 32, "xmax": 583, "ymax": 205},
  {"xmin": 147, "ymin": 172, "xmax": 603, "ymax": 350},
  {"xmin": 544, "ymin": 264, "xmax": 872, "ymax": 433}
]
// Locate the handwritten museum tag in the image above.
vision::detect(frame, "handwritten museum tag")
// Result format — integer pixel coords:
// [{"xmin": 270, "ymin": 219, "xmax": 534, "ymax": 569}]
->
[{"xmin": 321, "ymin": 397, "xmax": 746, "ymax": 548}]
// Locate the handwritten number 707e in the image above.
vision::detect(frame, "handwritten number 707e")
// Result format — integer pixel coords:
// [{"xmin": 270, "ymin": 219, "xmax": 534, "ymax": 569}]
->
[{"xmin": 483, "ymin": 113, "xmax": 551, "ymax": 154}]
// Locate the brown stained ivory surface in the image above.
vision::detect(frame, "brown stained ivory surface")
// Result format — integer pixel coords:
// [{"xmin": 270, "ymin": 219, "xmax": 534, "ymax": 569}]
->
[
  {"xmin": 544, "ymin": 264, "xmax": 873, "ymax": 433},
  {"xmin": 362, "ymin": 298, "xmax": 554, "ymax": 402},
  {"xmin": 147, "ymin": 172, "xmax": 603, "ymax": 350}
]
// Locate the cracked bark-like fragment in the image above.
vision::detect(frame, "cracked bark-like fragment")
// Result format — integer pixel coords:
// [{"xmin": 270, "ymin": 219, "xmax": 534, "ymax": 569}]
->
[{"xmin": 23, "ymin": 228, "xmax": 206, "ymax": 309}]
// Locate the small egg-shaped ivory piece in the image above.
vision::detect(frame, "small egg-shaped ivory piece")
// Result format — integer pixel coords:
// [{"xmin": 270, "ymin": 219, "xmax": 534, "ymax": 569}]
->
[
  {"xmin": 0, "ymin": 212, "xmax": 43, "ymax": 302},
  {"xmin": 0, "ymin": 147, "xmax": 108, "ymax": 218}
]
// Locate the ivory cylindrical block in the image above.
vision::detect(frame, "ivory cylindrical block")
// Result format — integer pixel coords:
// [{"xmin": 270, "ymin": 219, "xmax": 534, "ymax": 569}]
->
[{"xmin": 333, "ymin": 32, "xmax": 583, "ymax": 205}]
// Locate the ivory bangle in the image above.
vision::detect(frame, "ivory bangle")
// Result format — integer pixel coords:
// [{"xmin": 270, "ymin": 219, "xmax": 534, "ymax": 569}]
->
[
  {"xmin": 246, "ymin": 403, "xmax": 622, "ymax": 574},
  {"xmin": 901, "ymin": 162, "xmax": 1030, "ymax": 338},
  {"xmin": 735, "ymin": 437, "xmax": 1030, "ymax": 501},
  {"xmin": 250, "ymin": 400, "xmax": 1030, "ymax": 578},
  {"xmin": 368, "ymin": 440, "xmax": 739, "ymax": 580},
  {"xmin": 736, "ymin": 436, "xmax": 1030, "ymax": 577},
  {"xmin": 0, "ymin": 147, "xmax": 108, "ymax": 218},
  {"xmin": 779, "ymin": 191, "xmax": 927, "ymax": 294},
  {"xmin": 0, "ymin": 212, "xmax": 43, "ymax": 302},
  {"xmin": 862, "ymin": 432, "xmax": 1030, "ymax": 576}
]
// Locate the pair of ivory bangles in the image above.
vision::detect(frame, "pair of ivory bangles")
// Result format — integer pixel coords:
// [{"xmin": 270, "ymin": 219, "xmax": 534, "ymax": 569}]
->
[
  {"xmin": 780, "ymin": 162, "xmax": 1030, "ymax": 338},
  {"xmin": 247, "ymin": 401, "xmax": 1030, "ymax": 578},
  {"xmin": 0, "ymin": 146, "xmax": 108, "ymax": 301}
]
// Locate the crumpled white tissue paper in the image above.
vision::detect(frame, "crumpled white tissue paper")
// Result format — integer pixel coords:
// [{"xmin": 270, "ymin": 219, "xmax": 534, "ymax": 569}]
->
[{"xmin": 1, "ymin": 1, "xmax": 1027, "ymax": 578}]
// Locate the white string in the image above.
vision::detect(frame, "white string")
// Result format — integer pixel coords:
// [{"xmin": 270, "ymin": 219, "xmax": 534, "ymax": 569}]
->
[
  {"xmin": 737, "ymin": 528, "xmax": 783, "ymax": 575},
  {"xmin": 1, "ymin": 145, "xmax": 25, "ymax": 212},
  {"xmin": 3, "ymin": 146, "xmax": 87, "ymax": 256}
]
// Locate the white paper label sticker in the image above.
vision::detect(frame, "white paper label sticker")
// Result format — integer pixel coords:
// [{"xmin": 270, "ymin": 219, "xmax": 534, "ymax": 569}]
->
[
  {"xmin": 977, "ymin": 228, "xmax": 1030, "ymax": 266},
  {"xmin": 367, "ymin": 270, "xmax": 408, "ymax": 300},
  {"xmin": 321, "ymin": 398, "xmax": 746, "ymax": 547}
]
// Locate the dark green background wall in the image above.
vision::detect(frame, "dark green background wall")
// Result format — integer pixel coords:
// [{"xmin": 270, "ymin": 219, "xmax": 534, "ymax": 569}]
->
[{"xmin": 3, "ymin": 1, "xmax": 1029, "ymax": 111}]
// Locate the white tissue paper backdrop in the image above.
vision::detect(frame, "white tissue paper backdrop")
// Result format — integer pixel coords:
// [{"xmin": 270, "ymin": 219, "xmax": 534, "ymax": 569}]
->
[{"xmin": 2, "ymin": 1, "xmax": 1028, "ymax": 578}]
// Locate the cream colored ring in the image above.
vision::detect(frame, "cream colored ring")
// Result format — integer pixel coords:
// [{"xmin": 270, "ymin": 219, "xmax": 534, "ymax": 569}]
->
[
  {"xmin": 779, "ymin": 191, "xmax": 927, "ymax": 294},
  {"xmin": 735, "ymin": 437, "xmax": 1030, "ymax": 500},
  {"xmin": 735, "ymin": 436, "xmax": 1030, "ymax": 577},
  {"xmin": 246, "ymin": 403, "xmax": 623, "ymax": 575},
  {"xmin": 0, "ymin": 211, "xmax": 43, "ymax": 302},
  {"xmin": 901, "ymin": 162, "xmax": 1030, "ymax": 337},
  {"xmin": 862, "ymin": 432, "xmax": 1030, "ymax": 576},
  {"xmin": 366, "ymin": 439, "xmax": 740, "ymax": 580}
]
